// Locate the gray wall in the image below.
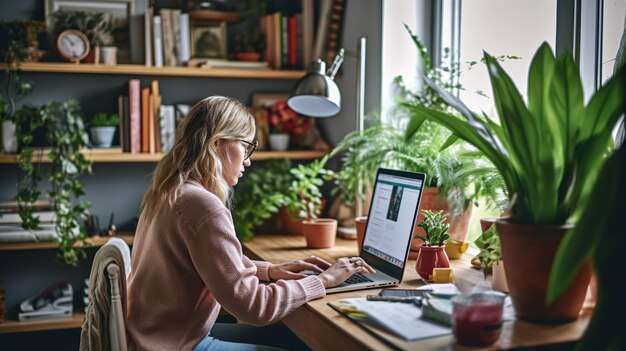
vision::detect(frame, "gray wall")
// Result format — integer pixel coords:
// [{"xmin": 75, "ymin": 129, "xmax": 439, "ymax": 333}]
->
[{"xmin": 0, "ymin": 0, "xmax": 383, "ymax": 344}]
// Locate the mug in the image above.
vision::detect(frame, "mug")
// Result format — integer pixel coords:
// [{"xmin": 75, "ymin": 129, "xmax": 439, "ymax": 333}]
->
[
  {"xmin": 445, "ymin": 239, "xmax": 469, "ymax": 259},
  {"xmin": 100, "ymin": 46, "xmax": 118, "ymax": 66}
]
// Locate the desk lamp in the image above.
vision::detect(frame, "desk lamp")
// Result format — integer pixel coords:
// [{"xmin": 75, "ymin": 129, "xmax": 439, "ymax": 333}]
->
[{"xmin": 288, "ymin": 37, "xmax": 367, "ymax": 217}]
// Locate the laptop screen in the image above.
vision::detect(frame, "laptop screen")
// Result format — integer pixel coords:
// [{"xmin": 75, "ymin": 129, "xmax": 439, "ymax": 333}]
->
[{"xmin": 361, "ymin": 169, "xmax": 425, "ymax": 276}]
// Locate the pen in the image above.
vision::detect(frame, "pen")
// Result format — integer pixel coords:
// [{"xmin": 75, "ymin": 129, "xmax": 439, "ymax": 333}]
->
[{"xmin": 366, "ymin": 295, "xmax": 422, "ymax": 307}]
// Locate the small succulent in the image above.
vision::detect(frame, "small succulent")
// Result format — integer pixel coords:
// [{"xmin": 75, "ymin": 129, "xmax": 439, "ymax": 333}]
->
[{"xmin": 414, "ymin": 210, "xmax": 450, "ymax": 247}]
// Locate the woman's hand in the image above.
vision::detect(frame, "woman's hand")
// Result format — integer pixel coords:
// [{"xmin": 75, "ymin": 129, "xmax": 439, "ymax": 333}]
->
[
  {"xmin": 268, "ymin": 256, "xmax": 332, "ymax": 280},
  {"xmin": 316, "ymin": 257, "xmax": 376, "ymax": 288}
]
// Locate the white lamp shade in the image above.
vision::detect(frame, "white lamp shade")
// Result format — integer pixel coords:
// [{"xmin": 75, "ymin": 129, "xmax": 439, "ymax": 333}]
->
[{"xmin": 288, "ymin": 59, "xmax": 341, "ymax": 117}]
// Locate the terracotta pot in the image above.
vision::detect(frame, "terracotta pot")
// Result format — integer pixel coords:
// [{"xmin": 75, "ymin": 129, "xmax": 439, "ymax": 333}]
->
[
  {"xmin": 496, "ymin": 219, "xmax": 592, "ymax": 323},
  {"xmin": 302, "ymin": 218, "xmax": 337, "ymax": 249},
  {"xmin": 354, "ymin": 216, "xmax": 367, "ymax": 255},
  {"xmin": 480, "ymin": 217, "xmax": 499, "ymax": 232},
  {"xmin": 279, "ymin": 207, "xmax": 303, "ymax": 235},
  {"xmin": 415, "ymin": 245, "xmax": 450, "ymax": 280},
  {"xmin": 410, "ymin": 187, "xmax": 473, "ymax": 251},
  {"xmin": 236, "ymin": 52, "xmax": 262, "ymax": 61}
]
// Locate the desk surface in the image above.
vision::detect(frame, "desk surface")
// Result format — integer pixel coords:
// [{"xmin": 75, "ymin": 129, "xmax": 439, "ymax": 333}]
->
[{"xmin": 243, "ymin": 235, "xmax": 590, "ymax": 351}]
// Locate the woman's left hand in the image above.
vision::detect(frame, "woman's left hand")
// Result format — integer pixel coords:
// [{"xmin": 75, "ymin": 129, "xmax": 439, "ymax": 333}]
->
[{"xmin": 268, "ymin": 256, "xmax": 332, "ymax": 280}]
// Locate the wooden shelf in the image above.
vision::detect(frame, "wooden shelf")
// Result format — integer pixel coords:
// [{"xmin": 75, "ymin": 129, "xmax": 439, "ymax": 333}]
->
[
  {"xmin": 0, "ymin": 312, "xmax": 84, "ymax": 334},
  {"xmin": 0, "ymin": 62, "xmax": 305, "ymax": 80},
  {"xmin": 0, "ymin": 149, "xmax": 327, "ymax": 163},
  {"xmin": 0, "ymin": 234, "xmax": 134, "ymax": 252}
]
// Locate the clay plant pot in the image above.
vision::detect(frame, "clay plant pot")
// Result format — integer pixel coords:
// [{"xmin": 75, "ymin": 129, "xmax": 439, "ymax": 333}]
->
[
  {"xmin": 480, "ymin": 217, "xmax": 499, "ymax": 232},
  {"xmin": 410, "ymin": 187, "xmax": 473, "ymax": 252},
  {"xmin": 496, "ymin": 219, "xmax": 592, "ymax": 323},
  {"xmin": 302, "ymin": 218, "xmax": 337, "ymax": 249},
  {"xmin": 354, "ymin": 216, "xmax": 367, "ymax": 255},
  {"xmin": 415, "ymin": 245, "xmax": 450, "ymax": 280}
]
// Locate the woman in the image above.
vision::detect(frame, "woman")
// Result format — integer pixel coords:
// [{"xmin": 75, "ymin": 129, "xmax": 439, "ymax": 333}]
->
[{"xmin": 127, "ymin": 96, "xmax": 374, "ymax": 351}]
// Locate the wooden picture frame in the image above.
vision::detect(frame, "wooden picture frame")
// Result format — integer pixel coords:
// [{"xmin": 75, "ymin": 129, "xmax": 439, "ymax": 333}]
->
[
  {"xmin": 45, "ymin": 0, "xmax": 135, "ymax": 63},
  {"xmin": 190, "ymin": 21, "xmax": 227, "ymax": 59}
]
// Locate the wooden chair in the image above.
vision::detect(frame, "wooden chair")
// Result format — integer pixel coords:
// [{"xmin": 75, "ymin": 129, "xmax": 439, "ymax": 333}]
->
[{"xmin": 81, "ymin": 237, "xmax": 130, "ymax": 351}]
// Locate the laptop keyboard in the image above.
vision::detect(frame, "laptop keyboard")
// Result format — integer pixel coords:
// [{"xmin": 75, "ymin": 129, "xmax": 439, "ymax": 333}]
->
[{"xmin": 344, "ymin": 272, "xmax": 374, "ymax": 285}]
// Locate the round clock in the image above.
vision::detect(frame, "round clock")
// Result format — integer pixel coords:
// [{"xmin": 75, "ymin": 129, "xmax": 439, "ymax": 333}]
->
[{"xmin": 56, "ymin": 29, "xmax": 91, "ymax": 63}]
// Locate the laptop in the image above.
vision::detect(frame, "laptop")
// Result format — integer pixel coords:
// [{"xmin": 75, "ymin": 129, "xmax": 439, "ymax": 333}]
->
[{"xmin": 326, "ymin": 168, "xmax": 426, "ymax": 294}]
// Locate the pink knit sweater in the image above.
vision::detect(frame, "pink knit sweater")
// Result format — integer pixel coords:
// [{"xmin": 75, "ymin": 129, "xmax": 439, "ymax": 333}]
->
[{"xmin": 127, "ymin": 182, "xmax": 326, "ymax": 351}]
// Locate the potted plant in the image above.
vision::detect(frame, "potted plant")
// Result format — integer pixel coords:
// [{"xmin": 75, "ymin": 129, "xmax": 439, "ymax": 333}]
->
[
  {"xmin": 547, "ymin": 28, "xmax": 626, "ymax": 349},
  {"xmin": 267, "ymin": 101, "xmax": 312, "ymax": 151},
  {"xmin": 330, "ymin": 26, "xmax": 508, "ymax": 254},
  {"xmin": 88, "ymin": 112, "xmax": 119, "ymax": 148},
  {"xmin": 0, "ymin": 20, "xmax": 41, "ymax": 153},
  {"xmin": 231, "ymin": 159, "xmax": 292, "ymax": 241},
  {"xmin": 414, "ymin": 210, "xmax": 451, "ymax": 279},
  {"xmin": 233, "ymin": 0, "xmax": 266, "ymax": 61},
  {"xmin": 474, "ymin": 223, "xmax": 507, "ymax": 292},
  {"xmin": 404, "ymin": 42, "xmax": 624, "ymax": 322},
  {"xmin": 282, "ymin": 155, "xmax": 337, "ymax": 248}
]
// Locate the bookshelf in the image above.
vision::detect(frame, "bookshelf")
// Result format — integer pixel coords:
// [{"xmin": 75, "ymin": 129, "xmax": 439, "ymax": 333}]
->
[
  {"xmin": 0, "ymin": 312, "xmax": 85, "ymax": 334},
  {"xmin": 0, "ymin": 234, "xmax": 134, "ymax": 252},
  {"xmin": 0, "ymin": 149, "xmax": 327, "ymax": 163},
  {"xmin": 0, "ymin": 62, "xmax": 305, "ymax": 80}
]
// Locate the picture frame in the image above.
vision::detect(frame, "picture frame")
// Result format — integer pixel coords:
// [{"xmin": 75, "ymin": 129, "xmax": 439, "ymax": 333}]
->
[
  {"xmin": 45, "ymin": 0, "xmax": 135, "ymax": 63},
  {"xmin": 252, "ymin": 93, "xmax": 289, "ymax": 108},
  {"xmin": 190, "ymin": 21, "xmax": 227, "ymax": 59}
]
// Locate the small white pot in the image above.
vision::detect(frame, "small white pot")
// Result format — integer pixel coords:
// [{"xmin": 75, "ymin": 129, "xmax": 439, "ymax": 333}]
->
[
  {"xmin": 90, "ymin": 126, "xmax": 116, "ymax": 148},
  {"xmin": 2, "ymin": 120, "xmax": 18, "ymax": 153},
  {"xmin": 492, "ymin": 260, "xmax": 509, "ymax": 293},
  {"xmin": 269, "ymin": 133, "xmax": 290, "ymax": 151}
]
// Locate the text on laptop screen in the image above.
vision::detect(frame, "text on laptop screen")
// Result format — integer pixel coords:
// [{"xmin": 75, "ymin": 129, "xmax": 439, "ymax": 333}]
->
[{"xmin": 362, "ymin": 173, "xmax": 423, "ymax": 268}]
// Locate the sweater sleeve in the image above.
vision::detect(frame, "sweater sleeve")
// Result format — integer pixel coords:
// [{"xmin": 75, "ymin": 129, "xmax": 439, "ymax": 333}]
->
[
  {"xmin": 252, "ymin": 261, "xmax": 271, "ymax": 282},
  {"xmin": 185, "ymin": 208, "xmax": 326, "ymax": 326}
]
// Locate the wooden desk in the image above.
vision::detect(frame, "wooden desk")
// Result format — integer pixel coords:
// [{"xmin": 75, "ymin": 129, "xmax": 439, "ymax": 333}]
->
[{"xmin": 243, "ymin": 235, "xmax": 590, "ymax": 351}]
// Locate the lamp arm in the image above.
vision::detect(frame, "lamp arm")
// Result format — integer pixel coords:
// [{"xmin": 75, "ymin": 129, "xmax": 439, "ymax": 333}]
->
[{"xmin": 327, "ymin": 48, "xmax": 345, "ymax": 80}]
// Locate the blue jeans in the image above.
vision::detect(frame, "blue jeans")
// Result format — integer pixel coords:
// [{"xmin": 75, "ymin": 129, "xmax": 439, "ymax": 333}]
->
[{"xmin": 193, "ymin": 323, "xmax": 309, "ymax": 351}]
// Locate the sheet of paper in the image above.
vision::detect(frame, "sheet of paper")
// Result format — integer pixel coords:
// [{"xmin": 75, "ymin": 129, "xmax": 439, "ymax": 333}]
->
[
  {"xmin": 336, "ymin": 298, "xmax": 451, "ymax": 341},
  {"xmin": 417, "ymin": 283, "xmax": 460, "ymax": 296}
]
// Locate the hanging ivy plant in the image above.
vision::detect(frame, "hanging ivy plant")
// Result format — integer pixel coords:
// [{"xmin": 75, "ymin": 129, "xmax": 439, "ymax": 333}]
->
[{"xmin": 15, "ymin": 100, "xmax": 93, "ymax": 266}]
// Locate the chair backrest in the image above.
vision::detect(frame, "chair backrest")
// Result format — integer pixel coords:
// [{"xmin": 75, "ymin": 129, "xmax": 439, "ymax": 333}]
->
[
  {"xmin": 103, "ymin": 238, "xmax": 131, "ymax": 351},
  {"xmin": 107, "ymin": 263, "xmax": 127, "ymax": 351}
]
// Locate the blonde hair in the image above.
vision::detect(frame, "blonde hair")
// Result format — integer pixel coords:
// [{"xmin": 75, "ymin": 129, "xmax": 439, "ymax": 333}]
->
[{"xmin": 141, "ymin": 96, "xmax": 255, "ymax": 220}]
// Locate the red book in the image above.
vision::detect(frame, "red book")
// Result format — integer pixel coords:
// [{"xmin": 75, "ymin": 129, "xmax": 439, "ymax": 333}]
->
[
  {"xmin": 128, "ymin": 79, "xmax": 141, "ymax": 154},
  {"xmin": 141, "ymin": 87, "xmax": 151, "ymax": 153},
  {"xmin": 288, "ymin": 16, "xmax": 297, "ymax": 68}
]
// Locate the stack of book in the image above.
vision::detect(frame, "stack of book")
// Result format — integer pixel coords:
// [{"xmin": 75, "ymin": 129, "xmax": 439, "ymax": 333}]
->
[{"xmin": 0, "ymin": 199, "xmax": 57, "ymax": 242}]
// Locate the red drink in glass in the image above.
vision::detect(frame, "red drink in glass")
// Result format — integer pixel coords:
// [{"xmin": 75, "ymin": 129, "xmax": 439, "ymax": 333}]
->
[{"xmin": 452, "ymin": 293, "xmax": 505, "ymax": 346}]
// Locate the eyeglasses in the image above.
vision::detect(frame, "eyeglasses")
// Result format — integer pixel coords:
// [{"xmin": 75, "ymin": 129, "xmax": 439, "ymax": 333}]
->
[{"xmin": 237, "ymin": 139, "xmax": 258, "ymax": 160}]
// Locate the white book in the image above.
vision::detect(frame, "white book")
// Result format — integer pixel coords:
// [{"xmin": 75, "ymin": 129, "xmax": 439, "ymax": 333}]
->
[
  {"xmin": 159, "ymin": 105, "xmax": 176, "ymax": 153},
  {"xmin": 153, "ymin": 15, "xmax": 164, "ymax": 68},
  {"xmin": 171, "ymin": 9, "xmax": 182, "ymax": 66},
  {"xmin": 0, "ymin": 211, "xmax": 56, "ymax": 224},
  {"xmin": 144, "ymin": 12, "xmax": 153, "ymax": 67},
  {"xmin": 178, "ymin": 13, "xmax": 191, "ymax": 66},
  {"xmin": 0, "ymin": 228, "xmax": 58, "ymax": 242},
  {"xmin": 200, "ymin": 59, "xmax": 269, "ymax": 69}
]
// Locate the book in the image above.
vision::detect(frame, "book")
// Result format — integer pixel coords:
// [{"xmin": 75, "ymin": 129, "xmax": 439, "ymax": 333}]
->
[
  {"xmin": 313, "ymin": 0, "xmax": 332, "ymax": 61},
  {"xmin": 160, "ymin": 105, "xmax": 176, "ymax": 153},
  {"xmin": 161, "ymin": 9, "xmax": 176, "ymax": 67},
  {"xmin": 0, "ymin": 199, "xmax": 52, "ymax": 212},
  {"xmin": 144, "ymin": 10, "xmax": 153, "ymax": 67},
  {"xmin": 301, "ymin": 0, "xmax": 314, "ymax": 66},
  {"xmin": 153, "ymin": 15, "xmax": 164, "ymax": 67},
  {"xmin": 171, "ymin": 9, "xmax": 182, "ymax": 66},
  {"xmin": 141, "ymin": 87, "xmax": 151, "ymax": 153},
  {"xmin": 0, "ymin": 211, "xmax": 56, "ymax": 224},
  {"xmin": 128, "ymin": 79, "xmax": 141, "ymax": 153},
  {"xmin": 288, "ymin": 16, "xmax": 297, "ymax": 68},
  {"xmin": 0, "ymin": 227, "xmax": 58, "ymax": 242},
  {"xmin": 178, "ymin": 13, "xmax": 191, "ymax": 66},
  {"xmin": 151, "ymin": 80, "xmax": 162, "ymax": 153},
  {"xmin": 199, "ymin": 59, "xmax": 269, "ymax": 69}
]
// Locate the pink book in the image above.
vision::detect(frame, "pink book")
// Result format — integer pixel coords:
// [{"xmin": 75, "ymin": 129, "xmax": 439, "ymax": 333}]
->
[{"xmin": 129, "ymin": 79, "xmax": 141, "ymax": 154}]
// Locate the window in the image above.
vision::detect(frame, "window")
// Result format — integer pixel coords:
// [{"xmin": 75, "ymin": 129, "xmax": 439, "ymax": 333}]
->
[
  {"xmin": 601, "ymin": 0, "xmax": 626, "ymax": 83},
  {"xmin": 450, "ymin": 0, "xmax": 557, "ymax": 113}
]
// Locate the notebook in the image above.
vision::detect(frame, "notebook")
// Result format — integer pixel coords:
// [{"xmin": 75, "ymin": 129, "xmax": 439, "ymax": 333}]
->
[{"xmin": 326, "ymin": 168, "xmax": 426, "ymax": 293}]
